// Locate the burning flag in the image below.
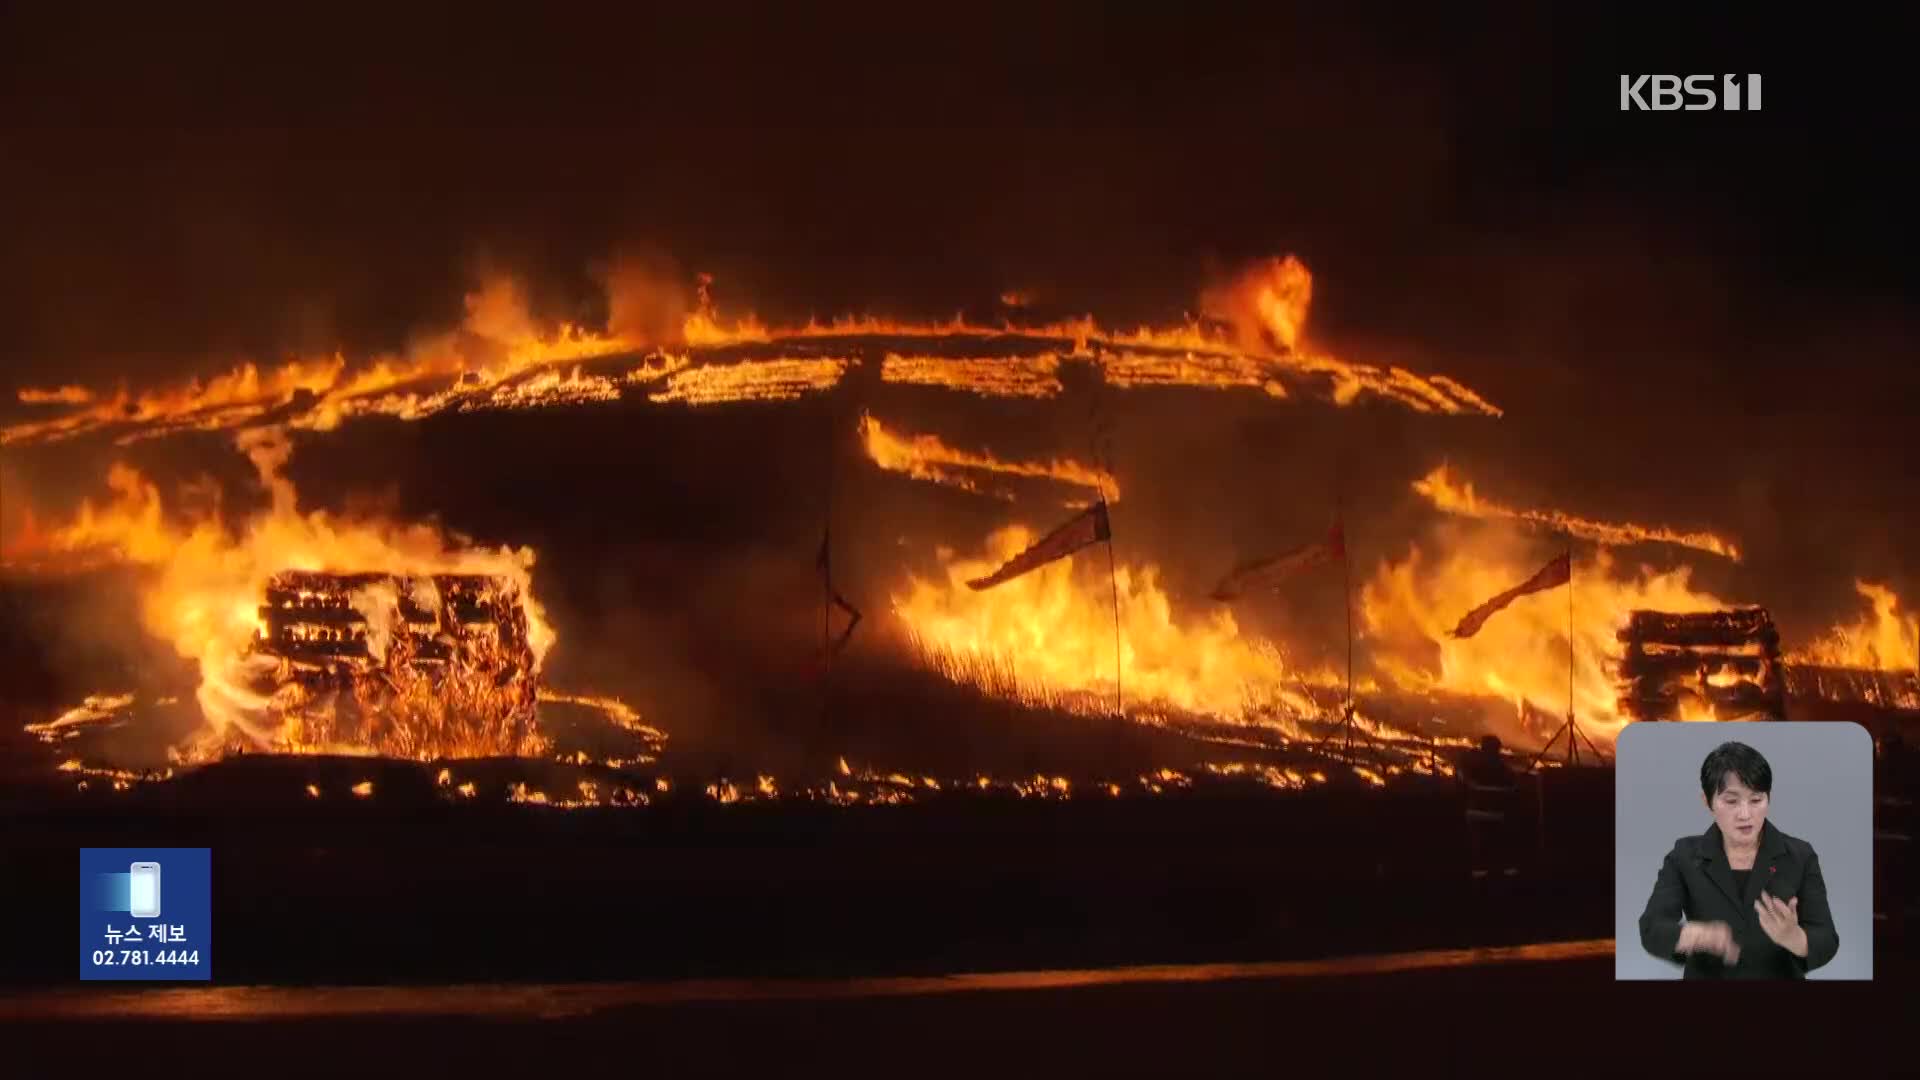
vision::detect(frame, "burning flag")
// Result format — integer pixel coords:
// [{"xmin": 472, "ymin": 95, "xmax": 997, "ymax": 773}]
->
[
  {"xmin": 965, "ymin": 501, "xmax": 1111, "ymax": 592},
  {"xmin": 1450, "ymin": 552, "xmax": 1571, "ymax": 639},
  {"xmin": 1209, "ymin": 522, "xmax": 1345, "ymax": 603},
  {"xmin": 817, "ymin": 529, "xmax": 863, "ymax": 660}
]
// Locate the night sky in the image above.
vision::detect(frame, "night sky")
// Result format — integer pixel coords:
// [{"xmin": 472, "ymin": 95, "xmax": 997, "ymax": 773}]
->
[{"xmin": 1, "ymin": 7, "xmax": 1914, "ymax": 716}]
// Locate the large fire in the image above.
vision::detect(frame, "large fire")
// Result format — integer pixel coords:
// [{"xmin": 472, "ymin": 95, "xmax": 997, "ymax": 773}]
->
[
  {"xmin": 890, "ymin": 523, "xmax": 1338, "ymax": 726},
  {"xmin": 2, "ymin": 255, "xmax": 1499, "ymax": 449},
  {"xmin": 3, "ymin": 425, "xmax": 555, "ymax": 761},
  {"xmin": 5, "ymin": 250, "xmax": 1913, "ymax": 795},
  {"xmin": 1788, "ymin": 580, "xmax": 1918, "ymax": 673},
  {"xmin": 235, "ymin": 569, "xmax": 546, "ymax": 761},
  {"xmin": 1359, "ymin": 532, "xmax": 1735, "ymax": 740}
]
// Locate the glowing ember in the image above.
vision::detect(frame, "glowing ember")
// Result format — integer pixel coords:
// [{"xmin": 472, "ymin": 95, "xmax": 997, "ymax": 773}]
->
[
  {"xmin": 536, "ymin": 690, "xmax": 669, "ymax": 746},
  {"xmin": 859, "ymin": 413, "xmax": 1117, "ymax": 506},
  {"xmin": 1413, "ymin": 464, "xmax": 1741, "ymax": 561},
  {"xmin": 880, "ymin": 353, "xmax": 1065, "ymax": 399},
  {"xmin": 1095, "ymin": 350, "xmax": 1287, "ymax": 397},
  {"xmin": 17, "ymin": 384, "xmax": 93, "ymax": 405},
  {"xmin": 24, "ymin": 694, "xmax": 136, "ymax": 744},
  {"xmin": 647, "ymin": 357, "xmax": 855, "ymax": 405}
]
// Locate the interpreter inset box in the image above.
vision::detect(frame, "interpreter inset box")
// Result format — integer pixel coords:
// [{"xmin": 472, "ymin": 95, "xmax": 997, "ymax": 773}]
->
[{"xmin": 1614, "ymin": 722, "xmax": 1871, "ymax": 980}]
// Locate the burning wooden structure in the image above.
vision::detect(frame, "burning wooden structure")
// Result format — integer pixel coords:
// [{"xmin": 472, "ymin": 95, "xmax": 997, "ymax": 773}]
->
[
  {"xmin": 249, "ymin": 570, "xmax": 545, "ymax": 758},
  {"xmin": 1615, "ymin": 608, "xmax": 1788, "ymax": 722},
  {"xmin": 1784, "ymin": 665, "xmax": 1920, "ymax": 713}
]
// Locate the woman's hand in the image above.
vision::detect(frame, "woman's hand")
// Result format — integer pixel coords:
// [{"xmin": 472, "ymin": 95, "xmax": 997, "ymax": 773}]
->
[
  {"xmin": 1677, "ymin": 920, "xmax": 1740, "ymax": 963},
  {"xmin": 1756, "ymin": 893, "xmax": 1810, "ymax": 957}
]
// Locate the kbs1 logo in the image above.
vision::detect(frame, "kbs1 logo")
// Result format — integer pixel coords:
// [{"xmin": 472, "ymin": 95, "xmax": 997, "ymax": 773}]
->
[{"xmin": 1619, "ymin": 74, "xmax": 1762, "ymax": 111}]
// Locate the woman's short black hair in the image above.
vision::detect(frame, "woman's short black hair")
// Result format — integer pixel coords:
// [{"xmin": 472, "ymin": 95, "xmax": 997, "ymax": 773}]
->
[{"xmin": 1700, "ymin": 740, "xmax": 1773, "ymax": 799}]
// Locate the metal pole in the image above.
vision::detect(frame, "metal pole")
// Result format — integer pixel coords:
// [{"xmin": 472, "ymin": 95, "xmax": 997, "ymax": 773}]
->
[
  {"xmin": 1089, "ymin": 397, "xmax": 1122, "ymax": 721},
  {"xmin": 1106, "ymin": 529, "xmax": 1123, "ymax": 720},
  {"xmin": 1566, "ymin": 541, "xmax": 1576, "ymax": 767},
  {"xmin": 1339, "ymin": 468, "xmax": 1353, "ymax": 758},
  {"xmin": 823, "ymin": 410, "xmax": 833, "ymax": 678},
  {"xmin": 1345, "ymin": 524, "xmax": 1355, "ymax": 757}
]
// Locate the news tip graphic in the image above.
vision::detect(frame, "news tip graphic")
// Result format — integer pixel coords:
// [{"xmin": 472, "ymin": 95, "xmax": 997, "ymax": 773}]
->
[{"xmin": 80, "ymin": 848, "xmax": 212, "ymax": 981}]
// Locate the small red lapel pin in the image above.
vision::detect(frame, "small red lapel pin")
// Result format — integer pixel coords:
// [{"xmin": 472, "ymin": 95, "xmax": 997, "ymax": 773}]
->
[{"xmin": 1769, "ymin": 866, "xmax": 1776, "ymax": 873}]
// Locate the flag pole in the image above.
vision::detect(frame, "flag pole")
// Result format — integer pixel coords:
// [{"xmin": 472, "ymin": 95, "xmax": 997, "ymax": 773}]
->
[
  {"xmin": 1106, "ymin": 508, "xmax": 1123, "ymax": 720},
  {"xmin": 807, "ymin": 401, "xmax": 836, "ymax": 770},
  {"xmin": 1565, "ymin": 536, "xmax": 1576, "ymax": 767},
  {"xmin": 1338, "ymin": 461, "xmax": 1354, "ymax": 757},
  {"xmin": 1088, "ymin": 393, "xmax": 1122, "ymax": 721},
  {"xmin": 823, "ymin": 410, "xmax": 834, "ymax": 677},
  {"xmin": 1343, "ymin": 507, "xmax": 1354, "ymax": 758}
]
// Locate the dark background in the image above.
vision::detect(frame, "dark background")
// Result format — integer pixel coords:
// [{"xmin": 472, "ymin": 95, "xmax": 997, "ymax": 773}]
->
[
  {"xmin": 1, "ymin": 5, "xmax": 1914, "ymax": 756},
  {"xmin": 3, "ymin": 7, "xmax": 1910, "ymax": 380}
]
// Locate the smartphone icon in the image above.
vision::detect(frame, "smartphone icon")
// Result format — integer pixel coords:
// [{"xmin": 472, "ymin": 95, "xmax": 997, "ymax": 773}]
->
[{"xmin": 129, "ymin": 862, "xmax": 161, "ymax": 918}]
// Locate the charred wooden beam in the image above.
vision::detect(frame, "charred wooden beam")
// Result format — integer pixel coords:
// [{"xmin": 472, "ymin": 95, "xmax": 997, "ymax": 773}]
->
[
  {"xmin": 260, "ymin": 604, "xmax": 496, "ymax": 629},
  {"xmin": 1617, "ymin": 652, "xmax": 1774, "ymax": 681},
  {"xmin": 1618, "ymin": 675, "xmax": 1786, "ymax": 705},
  {"xmin": 1620, "ymin": 682, "xmax": 1779, "ymax": 708},
  {"xmin": 242, "ymin": 568, "xmax": 545, "ymax": 759},
  {"xmin": 1615, "ymin": 606, "xmax": 1790, "ymax": 722},
  {"xmin": 1784, "ymin": 664, "xmax": 1920, "ymax": 708},
  {"xmin": 1626, "ymin": 643, "xmax": 1772, "ymax": 661},
  {"xmin": 254, "ymin": 571, "xmax": 529, "ymax": 670},
  {"xmin": 267, "ymin": 639, "xmax": 456, "ymax": 665},
  {"xmin": 1617, "ymin": 608, "xmax": 1781, "ymax": 650}
]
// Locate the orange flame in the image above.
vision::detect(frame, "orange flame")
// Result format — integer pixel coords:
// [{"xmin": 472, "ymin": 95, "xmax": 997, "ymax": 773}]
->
[
  {"xmin": 891, "ymin": 524, "xmax": 1332, "ymax": 722},
  {"xmin": 1790, "ymin": 581, "xmax": 1918, "ymax": 673},
  {"xmin": 858, "ymin": 413, "xmax": 1117, "ymax": 505},
  {"xmin": 4, "ymin": 426, "xmax": 555, "ymax": 759},
  {"xmin": 1412, "ymin": 464, "xmax": 1741, "ymax": 561},
  {"xmin": 536, "ymin": 689, "xmax": 669, "ymax": 745},
  {"xmin": 5, "ymin": 256, "xmax": 1501, "ymax": 448},
  {"xmin": 1677, "ymin": 701, "xmax": 1721, "ymax": 723},
  {"xmin": 2, "ymin": 274, "xmax": 639, "ymax": 447},
  {"xmin": 1202, "ymin": 254, "xmax": 1314, "ymax": 352},
  {"xmin": 1360, "ymin": 535, "xmax": 1732, "ymax": 741}
]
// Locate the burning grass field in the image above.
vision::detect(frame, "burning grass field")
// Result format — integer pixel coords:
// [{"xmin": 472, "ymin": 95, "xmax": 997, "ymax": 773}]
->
[
  {"xmin": 0, "ymin": 684, "xmax": 1625, "ymax": 989},
  {"xmin": 5, "ymin": 601, "xmax": 1469, "ymax": 817}
]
